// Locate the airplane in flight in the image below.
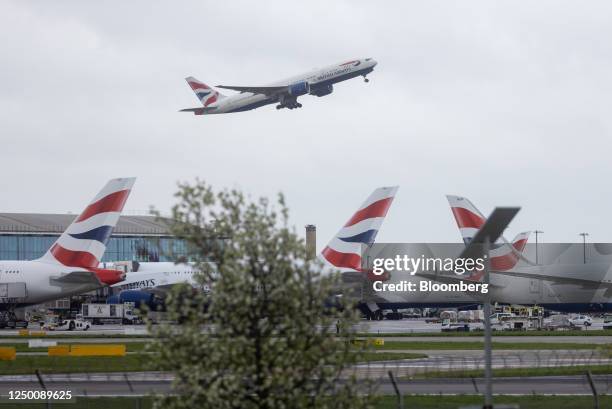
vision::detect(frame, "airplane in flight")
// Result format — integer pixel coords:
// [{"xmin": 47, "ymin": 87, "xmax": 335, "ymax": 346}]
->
[
  {"xmin": 180, "ymin": 58, "xmax": 377, "ymax": 114},
  {"xmin": 0, "ymin": 178, "xmax": 135, "ymax": 318}
]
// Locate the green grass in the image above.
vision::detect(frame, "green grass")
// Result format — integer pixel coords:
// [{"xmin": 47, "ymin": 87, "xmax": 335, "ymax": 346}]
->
[
  {"xmin": 374, "ymin": 395, "xmax": 612, "ymax": 409},
  {"xmin": 0, "ymin": 355, "xmax": 149, "ymax": 375},
  {"xmin": 376, "ymin": 341, "xmax": 600, "ymax": 350},
  {"xmin": 358, "ymin": 329, "xmax": 612, "ymax": 337},
  {"xmin": 2, "ymin": 395, "xmax": 610, "ymax": 409},
  {"xmin": 0, "ymin": 351, "xmax": 425, "ymax": 375},
  {"xmin": 412, "ymin": 364, "xmax": 612, "ymax": 379},
  {"xmin": 5, "ymin": 339, "xmax": 601, "ymax": 353}
]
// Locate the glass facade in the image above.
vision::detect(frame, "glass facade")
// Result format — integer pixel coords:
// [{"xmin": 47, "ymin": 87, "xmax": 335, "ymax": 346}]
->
[{"xmin": 0, "ymin": 234, "xmax": 188, "ymax": 262}]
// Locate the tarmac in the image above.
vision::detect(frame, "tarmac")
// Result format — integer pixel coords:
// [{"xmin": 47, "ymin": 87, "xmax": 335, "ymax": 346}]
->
[{"xmin": 0, "ymin": 372, "xmax": 609, "ymax": 396}]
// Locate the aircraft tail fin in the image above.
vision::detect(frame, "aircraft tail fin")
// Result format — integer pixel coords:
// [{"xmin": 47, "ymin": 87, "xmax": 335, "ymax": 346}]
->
[
  {"xmin": 446, "ymin": 194, "xmax": 524, "ymax": 271},
  {"xmin": 511, "ymin": 231, "xmax": 531, "ymax": 253},
  {"xmin": 321, "ymin": 187, "xmax": 398, "ymax": 273},
  {"xmin": 446, "ymin": 195, "xmax": 486, "ymax": 245},
  {"xmin": 185, "ymin": 76, "xmax": 226, "ymax": 107},
  {"xmin": 38, "ymin": 178, "xmax": 136, "ymax": 269}
]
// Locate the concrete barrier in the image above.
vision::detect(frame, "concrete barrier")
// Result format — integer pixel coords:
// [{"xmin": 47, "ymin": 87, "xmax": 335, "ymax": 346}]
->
[
  {"xmin": 0, "ymin": 347, "xmax": 16, "ymax": 361},
  {"xmin": 69, "ymin": 344, "xmax": 126, "ymax": 357}
]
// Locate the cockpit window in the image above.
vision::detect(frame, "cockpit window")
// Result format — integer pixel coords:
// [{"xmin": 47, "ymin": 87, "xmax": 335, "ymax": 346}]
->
[{"xmin": 365, "ymin": 58, "xmax": 372, "ymax": 61}]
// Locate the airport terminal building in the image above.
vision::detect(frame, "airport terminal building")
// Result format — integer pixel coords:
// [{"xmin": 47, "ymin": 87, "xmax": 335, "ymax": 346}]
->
[{"xmin": 0, "ymin": 213, "xmax": 187, "ymax": 262}]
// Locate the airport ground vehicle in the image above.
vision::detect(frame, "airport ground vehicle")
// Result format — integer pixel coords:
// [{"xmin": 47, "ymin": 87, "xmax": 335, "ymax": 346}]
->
[
  {"xmin": 441, "ymin": 319, "xmax": 470, "ymax": 332},
  {"xmin": 458, "ymin": 310, "xmax": 484, "ymax": 322},
  {"xmin": 54, "ymin": 317, "xmax": 90, "ymax": 331},
  {"xmin": 569, "ymin": 315, "xmax": 592, "ymax": 327},
  {"xmin": 81, "ymin": 303, "xmax": 140, "ymax": 325},
  {"xmin": 489, "ymin": 312, "xmax": 513, "ymax": 325},
  {"xmin": 603, "ymin": 315, "xmax": 612, "ymax": 330},
  {"xmin": 0, "ymin": 311, "xmax": 28, "ymax": 329},
  {"xmin": 544, "ymin": 315, "xmax": 574, "ymax": 330}
]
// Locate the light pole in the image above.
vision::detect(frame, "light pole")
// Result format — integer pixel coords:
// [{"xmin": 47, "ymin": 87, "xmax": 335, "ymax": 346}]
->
[
  {"xmin": 534, "ymin": 230, "xmax": 544, "ymax": 265},
  {"xmin": 579, "ymin": 232, "xmax": 589, "ymax": 264}
]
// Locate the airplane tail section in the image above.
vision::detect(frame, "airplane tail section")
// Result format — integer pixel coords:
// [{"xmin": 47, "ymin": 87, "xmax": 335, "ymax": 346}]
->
[
  {"xmin": 38, "ymin": 178, "xmax": 136, "ymax": 269},
  {"xmin": 321, "ymin": 187, "xmax": 398, "ymax": 273},
  {"xmin": 511, "ymin": 231, "xmax": 531, "ymax": 253},
  {"xmin": 446, "ymin": 195, "xmax": 486, "ymax": 245},
  {"xmin": 446, "ymin": 195, "xmax": 524, "ymax": 271},
  {"xmin": 185, "ymin": 77, "xmax": 226, "ymax": 107}
]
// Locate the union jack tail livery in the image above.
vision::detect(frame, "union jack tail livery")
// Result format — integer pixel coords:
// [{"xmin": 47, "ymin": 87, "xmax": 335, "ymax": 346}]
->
[
  {"xmin": 185, "ymin": 76, "xmax": 225, "ymax": 107},
  {"xmin": 446, "ymin": 195, "xmax": 528, "ymax": 271},
  {"xmin": 321, "ymin": 187, "xmax": 398, "ymax": 273},
  {"xmin": 38, "ymin": 178, "xmax": 136, "ymax": 269}
]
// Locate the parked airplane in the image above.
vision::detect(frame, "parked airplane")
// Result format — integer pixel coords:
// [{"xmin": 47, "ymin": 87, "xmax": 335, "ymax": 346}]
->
[
  {"xmin": 106, "ymin": 261, "xmax": 208, "ymax": 307},
  {"xmin": 447, "ymin": 195, "xmax": 532, "ymax": 272},
  {"xmin": 106, "ymin": 186, "xmax": 399, "ymax": 307},
  {"xmin": 0, "ymin": 178, "xmax": 135, "ymax": 313},
  {"xmin": 180, "ymin": 58, "xmax": 377, "ymax": 114},
  {"xmin": 426, "ymin": 194, "xmax": 612, "ymax": 312}
]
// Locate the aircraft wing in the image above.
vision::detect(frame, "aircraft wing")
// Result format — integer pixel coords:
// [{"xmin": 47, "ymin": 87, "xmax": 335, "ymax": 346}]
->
[
  {"xmin": 51, "ymin": 271, "xmax": 101, "ymax": 286},
  {"xmin": 179, "ymin": 107, "xmax": 218, "ymax": 115},
  {"xmin": 216, "ymin": 85, "xmax": 288, "ymax": 96}
]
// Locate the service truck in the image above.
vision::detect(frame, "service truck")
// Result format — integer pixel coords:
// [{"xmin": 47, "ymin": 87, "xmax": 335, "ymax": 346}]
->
[{"xmin": 81, "ymin": 303, "xmax": 140, "ymax": 325}]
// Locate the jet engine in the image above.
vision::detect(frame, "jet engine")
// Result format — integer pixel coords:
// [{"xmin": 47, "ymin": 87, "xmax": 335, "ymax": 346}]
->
[
  {"xmin": 107, "ymin": 290, "xmax": 159, "ymax": 309},
  {"xmin": 288, "ymin": 81, "xmax": 310, "ymax": 96},
  {"xmin": 310, "ymin": 84, "xmax": 333, "ymax": 97}
]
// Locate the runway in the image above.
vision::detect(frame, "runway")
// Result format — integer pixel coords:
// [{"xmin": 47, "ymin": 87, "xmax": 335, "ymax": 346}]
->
[{"xmin": 0, "ymin": 372, "xmax": 609, "ymax": 396}]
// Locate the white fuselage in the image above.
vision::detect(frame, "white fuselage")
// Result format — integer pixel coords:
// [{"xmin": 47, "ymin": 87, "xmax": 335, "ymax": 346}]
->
[
  {"xmin": 208, "ymin": 58, "xmax": 377, "ymax": 114},
  {"xmin": 0, "ymin": 261, "xmax": 103, "ymax": 308},
  {"xmin": 111, "ymin": 262, "xmax": 209, "ymax": 292}
]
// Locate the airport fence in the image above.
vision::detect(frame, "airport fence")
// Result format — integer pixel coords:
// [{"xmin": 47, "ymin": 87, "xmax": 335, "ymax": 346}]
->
[{"xmin": 0, "ymin": 347, "xmax": 611, "ymax": 408}]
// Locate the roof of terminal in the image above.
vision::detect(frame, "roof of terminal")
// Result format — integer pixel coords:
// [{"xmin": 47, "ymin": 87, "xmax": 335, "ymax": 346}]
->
[{"xmin": 0, "ymin": 213, "xmax": 172, "ymax": 236}]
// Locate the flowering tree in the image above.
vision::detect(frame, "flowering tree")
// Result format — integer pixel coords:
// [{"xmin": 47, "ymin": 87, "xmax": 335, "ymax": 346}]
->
[{"xmin": 148, "ymin": 180, "xmax": 374, "ymax": 409}]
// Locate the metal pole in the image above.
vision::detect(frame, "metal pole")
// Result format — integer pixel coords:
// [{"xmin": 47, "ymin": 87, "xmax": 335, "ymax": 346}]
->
[
  {"xmin": 388, "ymin": 371, "xmax": 404, "ymax": 409},
  {"xmin": 586, "ymin": 370, "xmax": 599, "ymax": 409},
  {"xmin": 483, "ymin": 237, "xmax": 493, "ymax": 409},
  {"xmin": 534, "ymin": 230, "xmax": 543, "ymax": 265},
  {"xmin": 35, "ymin": 369, "xmax": 50, "ymax": 409},
  {"xmin": 579, "ymin": 233, "xmax": 589, "ymax": 264}
]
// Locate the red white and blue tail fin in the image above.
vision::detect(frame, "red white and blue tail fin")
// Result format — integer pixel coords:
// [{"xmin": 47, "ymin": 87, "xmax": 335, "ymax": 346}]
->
[
  {"xmin": 38, "ymin": 178, "xmax": 136, "ymax": 269},
  {"xmin": 511, "ymin": 231, "xmax": 531, "ymax": 253},
  {"xmin": 185, "ymin": 77, "xmax": 225, "ymax": 107},
  {"xmin": 446, "ymin": 194, "xmax": 524, "ymax": 271},
  {"xmin": 446, "ymin": 195, "xmax": 486, "ymax": 245},
  {"xmin": 321, "ymin": 186, "xmax": 398, "ymax": 272}
]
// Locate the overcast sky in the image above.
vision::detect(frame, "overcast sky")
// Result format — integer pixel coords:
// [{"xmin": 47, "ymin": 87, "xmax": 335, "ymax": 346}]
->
[{"xmin": 2, "ymin": 1, "xmax": 612, "ymax": 247}]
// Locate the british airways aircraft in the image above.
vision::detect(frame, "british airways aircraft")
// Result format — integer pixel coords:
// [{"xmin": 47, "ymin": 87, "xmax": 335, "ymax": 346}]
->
[
  {"xmin": 180, "ymin": 58, "xmax": 377, "ymax": 114},
  {"xmin": 0, "ymin": 178, "xmax": 134, "ymax": 313}
]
